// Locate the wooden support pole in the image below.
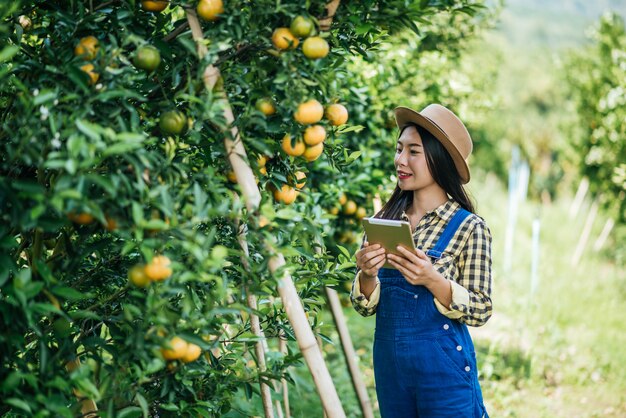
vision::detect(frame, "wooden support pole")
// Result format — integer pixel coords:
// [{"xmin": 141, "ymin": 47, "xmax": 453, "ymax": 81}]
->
[
  {"xmin": 593, "ymin": 218, "xmax": 614, "ymax": 252},
  {"xmin": 571, "ymin": 199, "xmax": 598, "ymax": 266},
  {"xmin": 325, "ymin": 287, "xmax": 375, "ymax": 418},
  {"xmin": 185, "ymin": 9, "xmax": 345, "ymax": 417},
  {"xmin": 279, "ymin": 336, "xmax": 290, "ymax": 418},
  {"xmin": 319, "ymin": 0, "xmax": 341, "ymax": 30},
  {"xmin": 569, "ymin": 177, "xmax": 589, "ymax": 219},
  {"xmin": 66, "ymin": 358, "xmax": 98, "ymax": 417},
  {"xmin": 234, "ymin": 202, "xmax": 274, "ymax": 418}
]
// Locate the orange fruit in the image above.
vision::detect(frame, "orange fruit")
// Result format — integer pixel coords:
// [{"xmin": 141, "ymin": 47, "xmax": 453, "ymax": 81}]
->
[
  {"xmin": 128, "ymin": 264, "xmax": 150, "ymax": 287},
  {"xmin": 303, "ymin": 125, "xmax": 326, "ymax": 145},
  {"xmin": 161, "ymin": 336, "xmax": 188, "ymax": 361},
  {"xmin": 303, "ymin": 142, "xmax": 324, "ymax": 162},
  {"xmin": 79, "ymin": 63, "xmax": 99, "ymax": 85},
  {"xmin": 227, "ymin": 170, "xmax": 237, "ymax": 183},
  {"xmin": 338, "ymin": 193, "xmax": 347, "ymax": 205},
  {"xmin": 294, "ymin": 99, "xmax": 324, "ymax": 125},
  {"xmin": 255, "ymin": 98, "xmax": 276, "ymax": 116},
  {"xmin": 68, "ymin": 212, "xmax": 94, "ymax": 225},
  {"xmin": 182, "ymin": 343, "xmax": 202, "ymax": 363},
  {"xmin": 134, "ymin": 45, "xmax": 161, "ymax": 72},
  {"xmin": 159, "ymin": 110, "xmax": 187, "ymax": 135},
  {"xmin": 290, "ymin": 16, "xmax": 314, "ymax": 38},
  {"xmin": 144, "ymin": 255, "xmax": 172, "ymax": 281},
  {"xmin": 273, "ymin": 185, "xmax": 297, "ymax": 204},
  {"xmin": 141, "ymin": 0, "xmax": 169, "ymax": 12},
  {"xmin": 355, "ymin": 207, "xmax": 367, "ymax": 219},
  {"xmin": 295, "ymin": 171, "xmax": 307, "ymax": 188},
  {"xmin": 330, "ymin": 206, "xmax": 339, "ymax": 215},
  {"xmin": 197, "ymin": 0, "xmax": 223, "ymax": 22},
  {"xmin": 74, "ymin": 36, "xmax": 99, "ymax": 60},
  {"xmin": 302, "ymin": 37, "xmax": 329, "ymax": 59},
  {"xmin": 343, "ymin": 200, "xmax": 357, "ymax": 215},
  {"xmin": 281, "ymin": 134, "xmax": 305, "ymax": 157},
  {"xmin": 104, "ymin": 216, "xmax": 118, "ymax": 231},
  {"xmin": 257, "ymin": 155, "xmax": 268, "ymax": 167},
  {"xmin": 259, "ymin": 166, "xmax": 267, "ymax": 176},
  {"xmin": 272, "ymin": 28, "xmax": 298, "ymax": 50},
  {"xmin": 325, "ymin": 104, "xmax": 349, "ymax": 126}
]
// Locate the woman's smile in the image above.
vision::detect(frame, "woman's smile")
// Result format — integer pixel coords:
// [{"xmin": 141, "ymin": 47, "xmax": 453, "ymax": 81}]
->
[{"xmin": 397, "ymin": 170, "xmax": 412, "ymax": 180}]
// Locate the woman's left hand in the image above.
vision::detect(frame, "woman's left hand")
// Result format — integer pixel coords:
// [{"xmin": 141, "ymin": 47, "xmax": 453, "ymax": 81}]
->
[{"xmin": 387, "ymin": 245, "xmax": 438, "ymax": 286}]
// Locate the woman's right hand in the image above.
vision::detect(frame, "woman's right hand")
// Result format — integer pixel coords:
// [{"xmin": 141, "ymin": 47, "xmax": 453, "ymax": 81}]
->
[{"xmin": 355, "ymin": 242, "xmax": 387, "ymax": 279}]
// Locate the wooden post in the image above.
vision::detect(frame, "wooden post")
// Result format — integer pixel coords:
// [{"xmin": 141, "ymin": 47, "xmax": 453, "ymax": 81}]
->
[
  {"xmin": 569, "ymin": 177, "xmax": 589, "ymax": 219},
  {"xmin": 319, "ymin": 0, "xmax": 341, "ymax": 30},
  {"xmin": 185, "ymin": 9, "xmax": 345, "ymax": 417},
  {"xmin": 325, "ymin": 287, "xmax": 375, "ymax": 418},
  {"xmin": 529, "ymin": 217, "xmax": 541, "ymax": 299},
  {"xmin": 571, "ymin": 199, "xmax": 598, "ymax": 266},
  {"xmin": 279, "ymin": 336, "xmax": 290, "ymax": 418},
  {"xmin": 593, "ymin": 218, "xmax": 614, "ymax": 252}
]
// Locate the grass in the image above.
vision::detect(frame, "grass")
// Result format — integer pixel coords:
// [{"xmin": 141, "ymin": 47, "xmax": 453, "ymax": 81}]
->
[{"xmin": 283, "ymin": 172, "xmax": 626, "ymax": 417}]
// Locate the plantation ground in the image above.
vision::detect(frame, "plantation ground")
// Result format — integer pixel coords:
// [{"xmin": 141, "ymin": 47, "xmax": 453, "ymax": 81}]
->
[{"xmin": 258, "ymin": 172, "xmax": 626, "ymax": 418}]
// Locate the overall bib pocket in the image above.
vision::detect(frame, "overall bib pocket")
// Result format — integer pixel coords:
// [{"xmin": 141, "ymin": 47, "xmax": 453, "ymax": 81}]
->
[{"xmin": 378, "ymin": 286, "xmax": 419, "ymax": 319}]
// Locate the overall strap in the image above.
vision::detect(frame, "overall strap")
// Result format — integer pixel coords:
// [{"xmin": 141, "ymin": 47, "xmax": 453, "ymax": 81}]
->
[{"xmin": 425, "ymin": 208, "xmax": 472, "ymax": 260}]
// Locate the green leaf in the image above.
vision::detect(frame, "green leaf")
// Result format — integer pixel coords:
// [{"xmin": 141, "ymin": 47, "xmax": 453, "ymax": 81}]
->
[
  {"xmin": 135, "ymin": 393, "xmax": 149, "ymax": 418},
  {"xmin": 76, "ymin": 119, "xmax": 102, "ymax": 141},
  {"xmin": 0, "ymin": 46, "xmax": 19, "ymax": 63},
  {"xmin": 5, "ymin": 398, "xmax": 32, "ymax": 413},
  {"xmin": 118, "ymin": 406, "xmax": 142, "ymax": 418},
  {"xmin": 51, "ymin": 286, "xmax": 88, "ymax": 300}
]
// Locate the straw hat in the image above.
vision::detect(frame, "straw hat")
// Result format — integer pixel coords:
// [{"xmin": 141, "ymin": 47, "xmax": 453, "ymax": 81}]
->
[{"xmin": 394, "ymin": 104, "xmax": 473, "ymax": 183}]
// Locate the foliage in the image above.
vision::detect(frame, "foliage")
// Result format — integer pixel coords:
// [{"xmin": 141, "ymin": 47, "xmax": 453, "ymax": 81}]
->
[{"xmin": 0, "ymin": 0, "xmax": 493, "ymax": 416}]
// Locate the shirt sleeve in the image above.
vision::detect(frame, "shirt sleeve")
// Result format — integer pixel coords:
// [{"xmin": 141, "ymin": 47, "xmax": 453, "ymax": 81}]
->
[
  {"xmin": 440, "ymin": 219, "xmax": 493, "ymax": 327},
  {"xmin": 350, "ymin": 270, "xmax": 380, "ymax": 317}
]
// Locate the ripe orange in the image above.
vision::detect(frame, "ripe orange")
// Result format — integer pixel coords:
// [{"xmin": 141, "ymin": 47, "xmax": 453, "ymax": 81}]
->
[
  {"xmin": 303, "ymin": 142, "xmax": 324, "ymax": 162},
  {"xmin": 161, "ymin": 336, "xmax": 188, "ymax": 361},
  {"xmin": 104, "ymin": 216, "xmax": 118, "ymax": 231},
  {"xmin": 197, "ymin": 0, "xmax": 223, "ymax": 22},
  {"xmin": 281, "ymin": 134, "xmax": 305, "ymax": 157},
  {"xmin": 329, "ymin": 206, "xmax": 339, "ymax": 215},
  {"xmin": 128, "ymin": 264, "xmax": 150, "ymax": 287},
  {"xmin": 255, "ymin": 98, "xmax": 276, "ymax": 116},
  {"xmin": 290, "ymin": 16, "xmax": 314, "ymax": 38},
  {"xmin": 272, "ymin": 28, "xmax": 298, "ymax": 50},
  {"xmin": 338, "ymin": 193, "xmax": 347, "ymax": 205},
  {"xmin": 134, "ymin": 45, "xmax": 161, "ymax": 72},
  {"xmin": 294, "ymin": 99, "xmax": 324, "ymax": 124},
  {"xmin": 343, "ymin": 200, "xmax": 357, "ymax": 215},
  {"xmin": 74, "ymin": 36, "xmax": 99, "ymax": 60},
  {"xmin": 325, "ymin": 104, "xmax": 349, "ymax": 126},
  {"xmin": 295, "ymin": 171, "xmax": 307, "ymax": 188},
  {"xmin": 141, "ymin": 0, "xmax": 169, "ymax": 12},
  {"xmin": 68, "ymin": 212, "xmax": 94, "ymax": 225},
  {"xmin": 355, "ymin": 207, "xmax": 367, "ymax": 219},
  {"xmin": 273, "ymin": 185, "xmax": 297, "ymax": 204},
  {"xmin": 79, "ymin": 64, "xmax": 99, "ymax": 85},
  {"xmin": 182, "ymin": 343, "xmax": 202, "ymax": 363},
  {"xmin": 159, "ymin": 110, "xmax": 187, "ymax": 135},
  {"xmin": 259, "ymin": 166, "xmax": 267, "ymax": 176},
  {"xmin": 257, "ymin": 155, "xmax": 268, "ymax": 167},
  {"xmin": 144, "ymin": 255, "xmax": 172, "ymax": 281},
  {"xmin": 302, "ymin": 37, "xmax": 329, "ymax": 59},
  {"xmin": 303, "ymin": 125, "xmax": 326, "ymax": 145}
]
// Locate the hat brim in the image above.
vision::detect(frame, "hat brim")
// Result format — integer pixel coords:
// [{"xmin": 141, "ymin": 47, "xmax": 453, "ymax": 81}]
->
[{"xmin": 394, "ymin": 106, "xmax": 470, "ymax": 183}]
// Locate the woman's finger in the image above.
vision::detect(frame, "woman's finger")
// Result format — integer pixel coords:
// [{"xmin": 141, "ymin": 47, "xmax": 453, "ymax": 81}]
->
[
  {"xmin": 365, "ymin": 253, "xmax": 386, "ymax": 269},
  {"xmin": 396, "ymin": 245, "xmax": 421, "ymax": 264}
]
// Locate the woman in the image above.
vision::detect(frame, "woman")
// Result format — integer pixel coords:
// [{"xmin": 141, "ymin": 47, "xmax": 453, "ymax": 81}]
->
[{"xmin": 351, "ymin": 104, "xmax": 492, "ymax": 418}]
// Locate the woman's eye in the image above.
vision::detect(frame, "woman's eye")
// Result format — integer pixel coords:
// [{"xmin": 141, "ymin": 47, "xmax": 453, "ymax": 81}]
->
[
  {"xmin": 395, "ymin": 148, "xmax": 401, "ymax": 153},
  {"xmin": 411, "ymin": 150, "xmax": 420, "ymax": 155}
]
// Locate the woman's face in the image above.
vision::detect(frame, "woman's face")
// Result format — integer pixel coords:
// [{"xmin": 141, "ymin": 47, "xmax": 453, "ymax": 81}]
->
[{"xmin": 394, "ymin": 125, "xmax": 436, "ymax": 191}]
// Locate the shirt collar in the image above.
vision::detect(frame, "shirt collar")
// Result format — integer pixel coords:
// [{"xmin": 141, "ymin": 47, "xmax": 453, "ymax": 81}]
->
[{"xmin": 400, "ymin": 199, "xmax": 460, "ymax": 223}]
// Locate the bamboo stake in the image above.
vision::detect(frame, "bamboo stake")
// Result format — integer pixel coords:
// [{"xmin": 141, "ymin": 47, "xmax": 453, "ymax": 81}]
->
[
  {"xmin": 325, "ymin": 287, "xmax": 375, "ymax": 418},
  {"xmin": 593, "ymin": 218, "xmax": 614, "ymax": 252},
  {"xmin": 571, "ymin": 199, "xmax": 598, "ymax": 266},
  {"xmin": 234, "ymin": 199, "xmax": 274, "ymax": 418},
  {"xmin": 185, "ymin": 9, "xmax": 345, "ymax": 417},
  {"xmin": 65, "ymin": 358, "xmax": 98, "ymax": 417},
  {"xmin": 319, "ymin": 0, "xmax": 341, "ymax": 30},
  {"xmin": 279, "ymin": 336, "xmax": 290, "ymax": 418},
  {"xmin": 569, "ymin": 177, "xmax": 589, "ymax": 219}
]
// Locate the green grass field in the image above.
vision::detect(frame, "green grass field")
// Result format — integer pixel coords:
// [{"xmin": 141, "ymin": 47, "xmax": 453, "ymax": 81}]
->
[{"xmin": 281, "ymin": 172, "xmax": 626, "ymax": 418}]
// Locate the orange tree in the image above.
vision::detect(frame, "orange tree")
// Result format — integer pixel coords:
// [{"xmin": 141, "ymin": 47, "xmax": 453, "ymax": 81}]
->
[
  {"xmin": 565, "ymin": 12, "xmax": 626, "ymax": 261},
  {"xmin": 1, "ymin": 0, "xmax": 490, "ymax": 416}
]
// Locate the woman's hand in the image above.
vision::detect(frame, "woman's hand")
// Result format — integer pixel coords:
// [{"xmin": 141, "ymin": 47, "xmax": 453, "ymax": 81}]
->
[
  {"xmin": 386, "ymin": 245, "xmax": 438, "ymax": 286},
  {"xmin": 355, "ymin": 242, "xmax": 386, "ymax": 279}
]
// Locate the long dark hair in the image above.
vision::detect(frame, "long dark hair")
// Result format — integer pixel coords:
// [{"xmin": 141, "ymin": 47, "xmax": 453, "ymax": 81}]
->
[{"xmin": 375, "ymin": 123, "xmax": 475, "ymax": 219}]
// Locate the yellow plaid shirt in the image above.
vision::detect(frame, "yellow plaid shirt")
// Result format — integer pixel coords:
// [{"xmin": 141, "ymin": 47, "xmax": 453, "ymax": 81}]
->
[{"xmin": 350, "ymin": 199, "xmax": 493, "ymax": 327}]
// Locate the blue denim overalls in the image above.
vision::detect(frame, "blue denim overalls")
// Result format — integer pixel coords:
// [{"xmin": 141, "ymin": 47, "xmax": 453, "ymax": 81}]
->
[{"xmin": 373, "ymin": 209, "xmax": 489, "ymax": 417}]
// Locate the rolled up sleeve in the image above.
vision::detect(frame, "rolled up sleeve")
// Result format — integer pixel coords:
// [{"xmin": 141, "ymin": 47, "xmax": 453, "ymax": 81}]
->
[{"xmin": 350, "ymin": 270, "xmax": 380, "ymax": 317}]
